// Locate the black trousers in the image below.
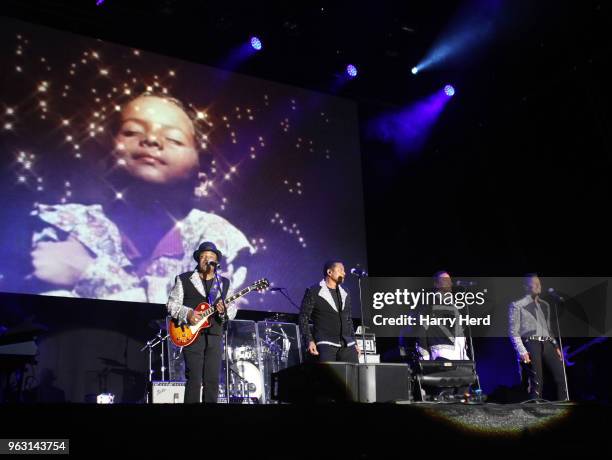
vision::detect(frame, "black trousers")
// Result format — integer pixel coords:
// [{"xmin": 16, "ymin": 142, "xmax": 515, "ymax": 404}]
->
[
  {"xmin": 317, "ymin": 344, "xmax": 359, "ymax": 363},
  {"xmin": 521, "ymin": 340, "xmax": 567, "ymax": 401},
  {"xmin": 183, "ymin": 331, "xmax": 222, "ymax": 403}
]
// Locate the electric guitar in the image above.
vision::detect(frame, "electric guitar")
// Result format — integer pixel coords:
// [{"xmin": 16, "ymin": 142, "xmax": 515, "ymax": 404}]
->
[{"xmin": 168, "ymin": 278, "xmax": 270, "ymax": 347}]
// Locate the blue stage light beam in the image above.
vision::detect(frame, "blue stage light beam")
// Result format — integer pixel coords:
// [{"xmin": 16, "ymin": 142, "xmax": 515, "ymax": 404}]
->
[
  {"xmin": 217, "ymin": 36, "xmax": 264, "ymax": 72},
  {"xmin": 367, "ymin": 86, "xmax": 455, "ymax": 155},
  {"xmin": 414, "ymin": 0, "xmax": 501, "ymax": 73}
]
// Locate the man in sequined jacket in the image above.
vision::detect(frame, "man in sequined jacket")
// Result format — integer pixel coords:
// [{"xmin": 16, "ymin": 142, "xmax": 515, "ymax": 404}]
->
[{"xmin": 509, "ymin": 274, "xmax": 567, "ymax": 401}]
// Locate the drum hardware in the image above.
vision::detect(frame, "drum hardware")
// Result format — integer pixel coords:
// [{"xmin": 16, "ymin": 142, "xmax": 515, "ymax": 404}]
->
[
  {"xmin": 260, "ymin": 326, "xmax": 291, "ymax": 365},
  {"xmin": 228, "ymin": 361, "xmax": 262, "ymax": 399},
  {"xmin": 140, "ymin": 322, "xmax": 169, "ymax": 404}
]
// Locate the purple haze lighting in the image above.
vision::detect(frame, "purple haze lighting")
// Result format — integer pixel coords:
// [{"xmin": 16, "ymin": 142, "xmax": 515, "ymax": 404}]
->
[
  {"xmin": 250, "ymin": 36, "xmax": 262, "ymax": 51},
  {"xmin": 346, "ymin": 64, "xmax": 358, "ymax": 78},
  {"xmin": 367, "ymin": 88, "xmax": 452, "ymax": 154},
  {"xmin": 444, "ymin": 85, "xmax": 456, "ymax": 97},
  {"xmin": 96, "ymin": 0, "xmax": 105, "ymax": 5}
]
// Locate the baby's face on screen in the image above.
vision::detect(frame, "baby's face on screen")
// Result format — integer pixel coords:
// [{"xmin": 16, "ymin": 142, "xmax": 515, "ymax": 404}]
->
[{"xmin": 113, "ymin": 95, "xmax": 200, "ymax": 184}]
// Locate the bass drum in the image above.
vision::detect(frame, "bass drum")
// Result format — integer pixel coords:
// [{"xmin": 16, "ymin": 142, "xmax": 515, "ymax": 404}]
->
[
  {"xmin": 231, "ymin": 361, "xmax": 263, "ymax": 400},
  {"xmin": 231, "ymin": 345, "xmax": 256, "ymax": 362}
]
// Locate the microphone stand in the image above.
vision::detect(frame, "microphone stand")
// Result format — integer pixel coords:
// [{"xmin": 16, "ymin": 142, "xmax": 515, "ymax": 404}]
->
[
  {"xmin": 269, "ymin": 288, "xmax": 302, "ymax": 362},
  {"xmin": 140, "ymin": 329, "xmax": 169, "ymax": 403},
  {"xmin": 160, "ymin": 328, "xmax": 166, "ymax": 382},
  {"xmin": 551, "ymin": 296, "xmax": 570, "ymax": 401},
  {"xmin": 465, "ymin": 301, "xmax": 482, "ymax": 395},
  {"xmin": 276, "ymin": 288, "xmax": 301, "ymax": 313},
  {"xmin": 211, "ymin": 264, "xmax": 231, "ymax": 404},
  {"xmin": 458, "ymin": 285, "xmax": 482, "ymax": 395},
  {"xmin": 354, "ymin": 273, "xmax": 368, "ymax": 365}
]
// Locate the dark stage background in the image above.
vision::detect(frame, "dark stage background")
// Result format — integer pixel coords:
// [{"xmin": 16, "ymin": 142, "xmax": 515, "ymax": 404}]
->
[
  {"xmin": 358, "ymin": 1, "xmax": 611, "ymax": 402},
  {"xmin": 1, "ymin": 1, "xmax": 610, "ymax": 403}
]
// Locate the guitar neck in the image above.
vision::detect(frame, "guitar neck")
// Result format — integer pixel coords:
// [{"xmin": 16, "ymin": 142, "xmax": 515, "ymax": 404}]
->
[
  {"xmin": 225, "ymin": 284, "xmax": 258, "ymax": 305},
  {"xmin": 198, "ymin": 280, "xmax": 265, "ymax": 318}
]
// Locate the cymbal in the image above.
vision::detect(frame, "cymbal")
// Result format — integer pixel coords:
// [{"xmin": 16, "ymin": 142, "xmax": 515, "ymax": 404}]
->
[{"xmin": 262, "ymin": 313, "xmax": 296, "ymax": 323}]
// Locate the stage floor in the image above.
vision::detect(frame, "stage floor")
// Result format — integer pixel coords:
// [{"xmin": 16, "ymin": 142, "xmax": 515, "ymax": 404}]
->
[{"xmin": 1, "ymin": 401, "xmax": 605, "ymax": 457}]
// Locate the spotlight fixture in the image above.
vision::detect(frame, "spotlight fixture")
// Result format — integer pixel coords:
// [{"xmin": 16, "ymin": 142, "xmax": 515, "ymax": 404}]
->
[
  {"xmin": 250, "ymin": 36, "xmax": 262, "ymax": 51},
  {"xmin": 346, "ymin": 64, "xmax": 358, "ymax": 78}
]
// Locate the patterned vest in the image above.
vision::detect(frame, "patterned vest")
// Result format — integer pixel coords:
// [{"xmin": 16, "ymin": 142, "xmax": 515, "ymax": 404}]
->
[{"xmin": 178, "ymin": 272, "xmax": 227, "ymax": 335}]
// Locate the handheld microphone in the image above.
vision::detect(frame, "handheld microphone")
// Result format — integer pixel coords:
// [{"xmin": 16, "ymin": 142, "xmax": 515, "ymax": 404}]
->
[
  {"xmin": 547, "ymin": 288, "xmax": 565, "ymax": 302},
  {"xmin": 350, "ymin": 267, "xmax": 368, "ymax": 278},
  {"xmin": 206, "ymin": 260, "xmax": 221, "ymax": 270}
]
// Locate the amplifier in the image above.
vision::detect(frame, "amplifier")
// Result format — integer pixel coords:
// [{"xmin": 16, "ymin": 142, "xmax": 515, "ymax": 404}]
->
[
  {"xmin": 152, "ymin": 381, "xmax": 185, "ymax": 403},
  {"xmin": 272, "ymin": 362, "xmax": 358, "ymax": 403},
  {"xmin": 358, "ymin": 363, "xmax": 411, "ymax": 403},
  {"xmin": 358, "ymin": 354, "xmax": 380, "ymax": 363}
]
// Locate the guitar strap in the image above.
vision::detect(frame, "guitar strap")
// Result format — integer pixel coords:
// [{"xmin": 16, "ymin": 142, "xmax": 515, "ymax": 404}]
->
[{"xmin": 206, "ymin": 278, "xmax": 222, "ymax": 305}]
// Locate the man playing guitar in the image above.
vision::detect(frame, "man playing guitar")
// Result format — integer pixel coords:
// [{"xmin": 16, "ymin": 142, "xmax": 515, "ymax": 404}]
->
[{"xmin": 166, "ymin": 241, "xmax": 232, "ymax": 403}]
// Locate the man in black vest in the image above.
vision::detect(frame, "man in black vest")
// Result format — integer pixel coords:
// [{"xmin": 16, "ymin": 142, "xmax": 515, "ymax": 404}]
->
[
  {"xmin": 299, "ymin": 260, "xmax": 360, "ymax": 362},
  {"xmin": 166, "ymin": 241, "xmax": 232, "ymax": 403}
]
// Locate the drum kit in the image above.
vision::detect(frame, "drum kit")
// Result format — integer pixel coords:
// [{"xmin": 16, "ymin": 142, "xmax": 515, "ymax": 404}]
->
[
  {"xmin": 144, "ymin": 316, "xmax": 297, "ymax": 403},
  {"xmin": 224, "ymin": 329, "xmax": 292, "ymax": 402}
]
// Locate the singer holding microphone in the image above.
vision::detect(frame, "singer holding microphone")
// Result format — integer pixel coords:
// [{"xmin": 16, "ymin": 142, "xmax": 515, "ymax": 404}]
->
[
  {"xmin": 508, "ymin": 274, "xmax": 567, "ymax": 401},
  {"xmin": 298, "ymin": 260, "xmax": 360, "ymax": 363},
  {"xmin": 166, "ymin": 241, "xmax": 234, "ymax": 403}
]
